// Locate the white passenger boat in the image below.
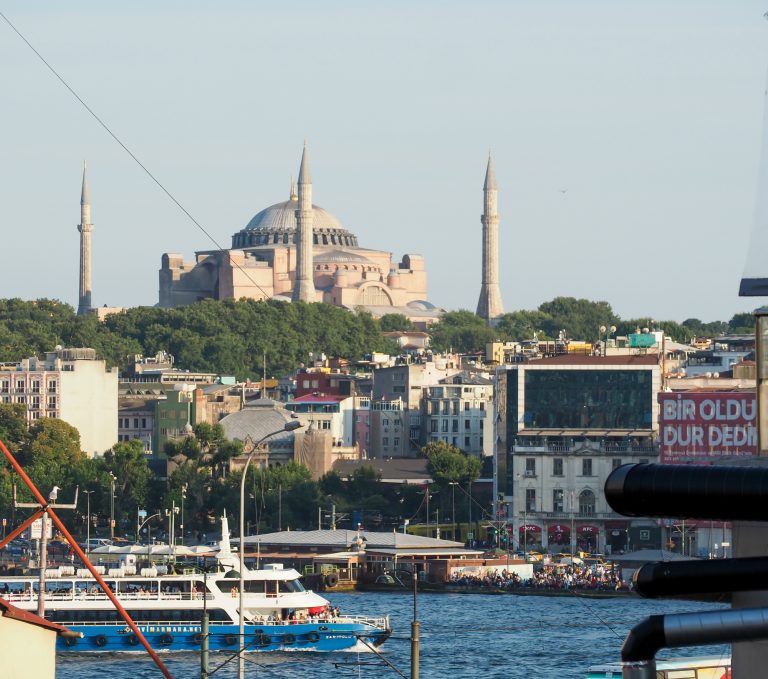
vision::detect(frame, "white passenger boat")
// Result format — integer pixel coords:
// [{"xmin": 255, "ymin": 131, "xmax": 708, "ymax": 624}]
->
[
  {"xmin": 585, "ymin": 655, "xmax": 730, "ymax": 679},
  {"xmin": 0, "ymin": 516, "xmax": 390, "ymax": 653}
]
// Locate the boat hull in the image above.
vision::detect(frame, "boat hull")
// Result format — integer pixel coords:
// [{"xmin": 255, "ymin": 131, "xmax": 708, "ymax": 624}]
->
[{"xmin": 57, "ymin": 620, "xmax": 390, "ymax": 653}]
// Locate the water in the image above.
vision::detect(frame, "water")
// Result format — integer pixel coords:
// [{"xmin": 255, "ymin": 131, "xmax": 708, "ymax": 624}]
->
[{"xmin": 56, "ymin": 592, "xmax": 731, "ymax": 679}]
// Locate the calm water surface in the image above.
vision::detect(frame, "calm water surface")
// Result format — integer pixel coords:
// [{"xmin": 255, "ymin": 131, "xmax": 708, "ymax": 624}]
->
[{"xmin": 57, "ymin": 592, "xmax": 731, "ymax": 679}]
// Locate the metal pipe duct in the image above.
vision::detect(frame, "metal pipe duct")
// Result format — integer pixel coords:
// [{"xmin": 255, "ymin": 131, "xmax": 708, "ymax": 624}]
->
[
  {"xmin": 633, "ymin": 556, "xmax": 768, "ymax": 598},
  {"xmin": 621, "ymin": 607, "xmax": 768, "ymax": 679},
  {"xmin": 604, "ymin": 463, "xmax": 768, "ymax": 520}
]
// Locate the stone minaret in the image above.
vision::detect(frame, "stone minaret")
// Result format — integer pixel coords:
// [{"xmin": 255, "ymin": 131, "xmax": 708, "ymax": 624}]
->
[
  {"xmin": 77, "ymin": 162, "xmax": 93, "ymax": 315},
  {"xmin": 476, "ymin": 154, "xmax": 504, "ymax": 322},
  {"xmin": 292, "ymin": 143, "xmax": 316, "ymax": 302}
]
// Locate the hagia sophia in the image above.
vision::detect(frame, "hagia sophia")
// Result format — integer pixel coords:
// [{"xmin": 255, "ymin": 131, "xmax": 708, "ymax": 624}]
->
[{"xmin": 77, "ymin": 146, "xmax": 504, "ymax": 325}]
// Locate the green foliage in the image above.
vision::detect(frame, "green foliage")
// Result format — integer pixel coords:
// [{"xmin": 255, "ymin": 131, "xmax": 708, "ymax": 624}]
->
[
  {"xmin": 379, "ymin": 314, "xmax": 414, "ymax": 332},
  {"xmin": 430, "ymin": 310, "xmax": 496, "ymax": 352},
  {"xmin": 423, "ymin": 441, "xmax": 481, "ymax": 486},
  {"xmin": 536, "ymin": 297, "xmax": 618, "ymax": 342},
  {"xmin": 729, "ymin": 313, "xmax": 754, "ymax": 334},
  {"xmin": 494, "ymin": 310, "xmax": 553, "ymax": 341}
]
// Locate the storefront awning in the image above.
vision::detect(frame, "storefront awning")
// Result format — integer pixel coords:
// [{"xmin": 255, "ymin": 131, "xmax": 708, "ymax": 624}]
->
[
  {"xmin": 519, "ymin": 524, "xmax": 542, "ymax": 533},
  {"xmin": 547, "ymin": 524, "xmax": 571, "ymax": 536},
  {"xmin": 578, "ymin": 525, "xmax": 599, "ymax": 535}
]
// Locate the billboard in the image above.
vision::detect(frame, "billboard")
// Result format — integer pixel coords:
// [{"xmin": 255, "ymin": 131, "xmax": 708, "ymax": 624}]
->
[{"xmin": 659, "ymin": 391, "xmax": 756, "ymax": 462}]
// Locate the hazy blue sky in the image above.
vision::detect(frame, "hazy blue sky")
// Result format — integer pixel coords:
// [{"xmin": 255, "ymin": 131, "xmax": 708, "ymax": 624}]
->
[{"xmin": 2, "ymin": 1, "xmax": 767, "ymax": 325}]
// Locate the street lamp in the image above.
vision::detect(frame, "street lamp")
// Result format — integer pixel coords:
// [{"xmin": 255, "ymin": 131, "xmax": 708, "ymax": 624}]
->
[
  {"xmin": 108, "ymin": 472, "xmax": 116, "ymax": 541},
  {"xmin": 448, "ymin": 482, "xmax": 458, "ymax": 541},
  {"xmin": 238, "ymin": 420, "xmax": 303, "ymax": 679},
  {"xmin": 599, "ymin": 325, "xmax": 617, "ymax": 357},
  {"xmin": 180, "ymin": 484, "xmax": 187, "ymax": 546},
  {"xmin": 83, "ymin": 490, "xmax": 94, "ymax": 554},
  {"xmin": 569, "ymin": 490, "xmax": 577, "ymax": 556}
]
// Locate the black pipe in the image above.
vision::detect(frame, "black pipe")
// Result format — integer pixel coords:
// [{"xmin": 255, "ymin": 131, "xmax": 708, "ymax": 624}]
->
[
  {"xmin": 633, "ymin": 556, "xmax": 768, "ymax": 598},
  {"xmin": 604, "ymin": 463, "xmax": 768, "ymax": 520},
  {"xmin": 621, "ymin": 607, "xmax": 768, "ymax": 679}
]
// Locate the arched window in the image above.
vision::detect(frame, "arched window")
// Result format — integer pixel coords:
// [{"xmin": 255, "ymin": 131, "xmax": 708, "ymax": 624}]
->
[{"xmin": 579, "ymin": 490, "xmax": 595, "ymax": 516}]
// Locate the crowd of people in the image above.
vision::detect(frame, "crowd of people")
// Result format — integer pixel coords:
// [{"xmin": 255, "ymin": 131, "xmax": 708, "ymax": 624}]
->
[{"xmin": 449, "ymin": 563, "xmax": 630, "ymax": 592}]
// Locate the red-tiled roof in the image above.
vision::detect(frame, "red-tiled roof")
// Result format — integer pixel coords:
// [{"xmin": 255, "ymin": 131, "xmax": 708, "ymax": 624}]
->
[{"xmin": 0, "ymin": 598, "xmax": 70, "ymax": 635}]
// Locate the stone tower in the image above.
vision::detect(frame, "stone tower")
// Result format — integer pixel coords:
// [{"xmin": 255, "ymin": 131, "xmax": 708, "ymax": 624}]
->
[
  {"xmin": 292, "ymin": 143, "xmax": 316, "ymax": 303},
  {"xmin": 77, "ymin": 162, "xmax": 93, "ymax": 316},
  {"xmin": 476, "ymin": 155, "xmax": 504, "ymax": 322}
]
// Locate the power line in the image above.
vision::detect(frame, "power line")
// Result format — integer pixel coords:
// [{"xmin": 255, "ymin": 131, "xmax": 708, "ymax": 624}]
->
[{"xmin": 0, "ymin": 9, "xmax": 272, "ymax": 301}]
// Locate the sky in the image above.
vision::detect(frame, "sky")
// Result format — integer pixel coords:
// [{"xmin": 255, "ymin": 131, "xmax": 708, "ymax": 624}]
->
[{"xmin": 2, "ymin": 1, "xmax": 768, "ymax": 325}]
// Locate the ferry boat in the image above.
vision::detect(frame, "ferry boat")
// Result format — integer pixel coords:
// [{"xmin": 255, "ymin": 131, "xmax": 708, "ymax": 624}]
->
[
  {"xmin": 585, "ymin": 655, "xmax": 731, "ymax": 679},
  {"xmin": 0, "ymin": 517, "xmax": 390, "ymax": 653}
]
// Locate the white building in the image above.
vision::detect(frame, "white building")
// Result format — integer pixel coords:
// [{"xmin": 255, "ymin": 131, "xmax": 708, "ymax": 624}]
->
[{"xmin": 0, "ymin": 347, "xmax": 118, "ymax": 457}]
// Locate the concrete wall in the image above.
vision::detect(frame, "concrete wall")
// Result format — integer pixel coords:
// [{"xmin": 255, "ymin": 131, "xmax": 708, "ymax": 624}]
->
[{"xmin": 0, "ymin": 616, "xmax": 57, "ymax": 679}]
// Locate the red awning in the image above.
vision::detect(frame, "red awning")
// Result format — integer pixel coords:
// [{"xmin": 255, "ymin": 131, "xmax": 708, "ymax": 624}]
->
[
  {"xmin": 578, "ymin": 525, "xmax": 599, "ymax": 535},
  {"xmin": 519, "ymin": 524, "xmax": 542, "ymax": 533},
  {"xmin": 547, "ymin": 524, "xmax": 571, "ymax": 536}
]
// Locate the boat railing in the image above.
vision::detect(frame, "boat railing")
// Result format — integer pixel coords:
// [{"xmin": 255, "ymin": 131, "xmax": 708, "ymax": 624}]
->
[
  {"xmin": 246, "ymin": 615, "xmax": 388, "ymax": 629},
  {"xmin": 4, "ymin": 590, "xmax": 216, "ymax": 603}
]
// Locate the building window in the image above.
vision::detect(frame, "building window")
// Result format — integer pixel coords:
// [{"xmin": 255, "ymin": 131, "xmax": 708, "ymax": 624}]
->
[
  {"xmin": 479, "ymin": 436, "xmax": 483, "ymax": 447},
  {"xmin": 0, "ymin": 381, "xmax": 8, "ymax": 393},
  {"xmin": 579, "ymin": 489, "xmax": 596, "ymax": 516},
  {"xmin": 442, "ymin": 420, "xmax": 448, "ymax": 432},
  {"xmin": 393, "ymin": 437, "xmax": 399, "ymax": 447},
  {"xmin": 452, "ymin": 401, "xmax": 459, "ymax": 416},
  {"xmin": 525, "ymin": 488, "xmax": 536, "ymax": 512},
  {"xmin": 525, "ymin": 458, "xmax": 536, "ymax": 477},
  {"xmin": 383, "ymin": 437, "xmax": 389, "ymax": 446},
  {"xmin": 382, "ymin": 418, "xmax": 389, "ymax": 427},
  {"xmin": 639, "ymin": 458, "xmax": 649, "ymax": 464},
  {"xmin": 430, "ymin": 420, "xmax": 438, "ymax": 433},
  {"xmin": 553, "ymin": 458, "xmax": 563, "ymax": 476},
  {"xmin": 452, "ymin": 437, "xmax": 457, "ymax": 447},
  {"xmin": 321, "ymin": 421, "xmax": 331, "ymax": 430},
  {"xmin": 582, "ymin": 459, "xmax": 593, "ymax": 476},
  {"xmin": 452, "ymin": 419, "xmax": 458, "ymax": 433},
  {"xmin": 133, "ymin": 418, "xmax": 139, "ymax": 429},
  {"xmin": 479, "ymin": 402, "xmax": 485, "ymax": 411},
  {"xmin": 612, "ymin": 458, "xmax": 623, "ymax": 470},
  {"xmin": 15, "ymin": 380, "xmax": 24, "ymax": 393},
  {"xmin": 464, "ymin": 436, "xmax": 470, "ymax": 447},
  {"xmin": 464, "ymin": 419, "xmax": 470, "ymax": 430},
  {"xmin": 442, "ymin": 401, "xmax": 450, "ymax": 415},
  {"xmin": 553, "ymin": 488, "xmax": 564, "ymax": 513},
  {"xmin": 464, "ymin": 402, "xmax": 470, "ymax": 411},
  {"xmin": 31, "ymin": 380, "xmax": 41, "ymax": 393},
  {"xmin": 48, "ymin": 380, "xmax": 57, "ymax": 393},
  {"xmin": 393, "ymin": 385, "xmax": 405, "ymax": 394},
  {"xmin": 16, "ymin": 396, "xmax": 25, "ymax": 404}
]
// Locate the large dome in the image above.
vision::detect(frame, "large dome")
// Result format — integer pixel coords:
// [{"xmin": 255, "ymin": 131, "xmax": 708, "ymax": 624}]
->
[{"xmin": 232, "ymin": 197, "xmax": 359, "ymax": 249}]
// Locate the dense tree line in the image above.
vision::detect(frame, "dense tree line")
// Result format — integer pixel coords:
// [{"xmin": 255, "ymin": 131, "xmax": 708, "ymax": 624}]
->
[
  {"xmin": 429, "ymin": 297, "xmax": 755, "ymax": 353},
  {"xmin": 0, "ymin": 298, "xmax": 399, "ymax": 379},
  {"xmin": 0, "ymin": 297, "xmax": 752, "ymax": 376}
]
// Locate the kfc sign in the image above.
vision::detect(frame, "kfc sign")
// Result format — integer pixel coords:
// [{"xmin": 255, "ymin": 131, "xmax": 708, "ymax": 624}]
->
[{"xmin": 659, "ymin": 392, "xmax": 756, "ymax": 462}]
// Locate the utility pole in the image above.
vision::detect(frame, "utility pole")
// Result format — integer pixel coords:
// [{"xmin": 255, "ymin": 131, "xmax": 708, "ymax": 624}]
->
[{"xmin": 16, "ymin": 486, "xmax": 79, "ymax": 617}]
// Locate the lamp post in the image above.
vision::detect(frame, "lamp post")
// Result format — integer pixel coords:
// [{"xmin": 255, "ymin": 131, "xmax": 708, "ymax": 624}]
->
[
  {"xmin": 569, "ymin": 490, "xmax": 576, "ymax": 556},
  {"xmin": 448, "ymin": 482, "xmax": 458, "ymax": 541},
  {"xmin": 180, "ymin": 484, "xmax": 187, "ymax": 546},
  {"xmin": 83, "ymin": 490, "xmax": 94, "ymax": 554},
  {"xmin": 599, "ymin": 325, "xmax": 617, "ymax": 357},
  {"xmin": 238, "ymin": 420, "xmax": 303, "ymax": 679},
  {"xmin": 108, "ymin": 472, "xmax": 116, "ymax": 541},
  {"xmin": 138, "ymin": 512, "xmax": 162, "ymax": 565}
]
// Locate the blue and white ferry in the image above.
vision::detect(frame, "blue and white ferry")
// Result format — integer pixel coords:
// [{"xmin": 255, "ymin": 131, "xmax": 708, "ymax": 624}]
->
[{"xmin": 0, "ymin": 517, "xmax": 390, "ymax": 653}]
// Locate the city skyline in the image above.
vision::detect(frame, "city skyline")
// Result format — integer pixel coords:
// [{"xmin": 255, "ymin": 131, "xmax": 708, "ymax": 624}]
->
[{"xmin": 2, "ymin": 2, "xmax": 767, "ymax": 323}]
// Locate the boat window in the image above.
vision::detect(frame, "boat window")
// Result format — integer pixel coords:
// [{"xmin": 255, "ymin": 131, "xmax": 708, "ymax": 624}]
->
[{"xmin": 278, "ymin": 580, "xmax": 305, "ymax": 593}]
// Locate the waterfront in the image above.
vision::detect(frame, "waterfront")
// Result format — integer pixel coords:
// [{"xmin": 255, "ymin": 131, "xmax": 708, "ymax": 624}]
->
[{"xmin": 57, "ymin": 591, "xmax": 730, "ymax": 679}]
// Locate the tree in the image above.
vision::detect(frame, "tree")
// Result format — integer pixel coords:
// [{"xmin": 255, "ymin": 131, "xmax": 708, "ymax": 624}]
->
[
  {"xmin": 423, "ymin": 441, "xmax": 481, "ymax": 486},
  {"xmin": 537, "ymin": 297, "xmax": 618, "ymax": 342},
  {"xmin": 100, "ymin": 440, "xmax": 155, "ymax": 533},
  {"xmin": 380, "ymin": 314, "xmax": 414, "ymax": 332},
  {"xmin": 429, "ymin": 310, "xmax": 496, "ymax": 352}
]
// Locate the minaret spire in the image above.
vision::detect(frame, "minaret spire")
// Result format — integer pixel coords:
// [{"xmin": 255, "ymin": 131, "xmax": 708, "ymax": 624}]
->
[
  {"xmin": 292, "ymin": 143, "xmax": 316, "ymax": 303},
  {"xmin": 77, "ymin": 161, "xmax": 94, "ymax": 316},
  {"xmin": 476, "ymin": 153, "xmax": 504, "ymax": 322}
]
